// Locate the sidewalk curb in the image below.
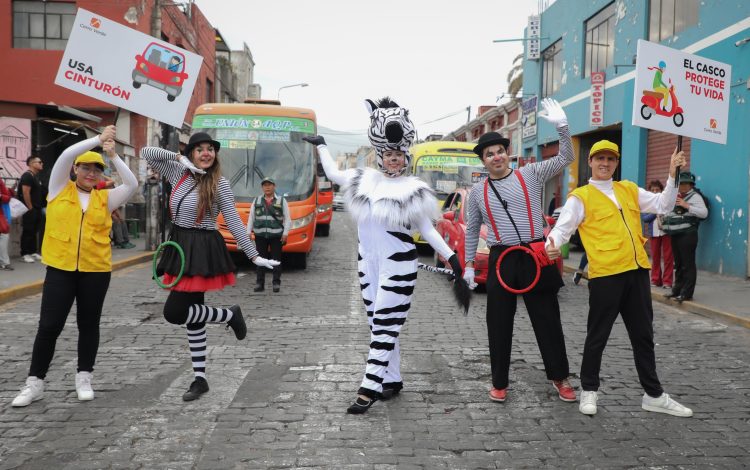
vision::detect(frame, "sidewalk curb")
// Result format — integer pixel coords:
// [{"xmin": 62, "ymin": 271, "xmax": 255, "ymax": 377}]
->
[
  {"xmin": 0, "ymin": 252, "xmax": 154, "ymax": 306},
  {"xmin": 561, "ymin": 263, "xmax": 750, "ymax": 330}
]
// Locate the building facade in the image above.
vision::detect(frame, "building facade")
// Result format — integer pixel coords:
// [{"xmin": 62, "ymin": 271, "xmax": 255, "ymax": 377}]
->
[{"xmin": 523, "ymin": 0, "xmax": 750, "ymax": 278}]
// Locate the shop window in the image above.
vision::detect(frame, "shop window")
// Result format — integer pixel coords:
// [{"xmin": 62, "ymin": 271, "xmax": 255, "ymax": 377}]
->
[
  {"xmin": 649, "ymin": 0, "xmax": 699, "ymax": 43},
  {"xmin": 584, "ymin": 3, "xmax": 615, "ymax": 77},
  {"xmin": 13, "ymin": 1, "xmax": 76, "ymax": 50},
  {"xmin": 542, "ymin": 39, "xmax": 562, "ymax": 97}
]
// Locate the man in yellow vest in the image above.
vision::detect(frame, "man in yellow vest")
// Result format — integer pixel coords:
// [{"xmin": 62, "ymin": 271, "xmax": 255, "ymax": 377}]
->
[{"xmin": 545, "ymin": 140, "xmax": 694, "ymax": 418}]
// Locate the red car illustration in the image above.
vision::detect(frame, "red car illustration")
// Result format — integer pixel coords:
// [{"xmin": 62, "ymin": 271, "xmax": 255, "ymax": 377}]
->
[{"xmin": 132, "ymin": 42, "xmax": 188, "ymax": 102}]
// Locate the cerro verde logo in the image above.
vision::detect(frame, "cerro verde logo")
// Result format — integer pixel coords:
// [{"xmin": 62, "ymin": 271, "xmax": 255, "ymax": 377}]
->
[
  {"xmin": 709, "ymin": 118, "xmax": 718, "ymax": 129},
  {"xmin": 90, "ymin": 17, "xmax": 101, "ymax": 29}
]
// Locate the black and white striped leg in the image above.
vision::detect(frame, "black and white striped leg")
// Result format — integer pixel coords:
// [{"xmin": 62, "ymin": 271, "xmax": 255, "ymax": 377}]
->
[{"xmin": 186, "ymin": 323, "xmax": 207, "ymax": 379}]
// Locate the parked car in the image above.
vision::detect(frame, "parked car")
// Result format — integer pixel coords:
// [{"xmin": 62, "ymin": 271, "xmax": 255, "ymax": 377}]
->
[
  {"xmin": 332, "ymin": 192, "xmax": 345, "ymax": 211},
  {"xmin": 434, "ymin": 188, "xmax": 490, "ymax": 286},
  {"xmin": 434, "ymin": 188, "xmax": 563, "ymax": 288}
]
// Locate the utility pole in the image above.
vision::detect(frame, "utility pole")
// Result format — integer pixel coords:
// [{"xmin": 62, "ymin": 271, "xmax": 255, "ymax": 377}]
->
[
  {"xmin": 466, "ymin": 106, "xmax": 471, "ymax": 123},
  {"xmin": 145, "ymin": 0, "xmax": 162, "ymax": 251}
]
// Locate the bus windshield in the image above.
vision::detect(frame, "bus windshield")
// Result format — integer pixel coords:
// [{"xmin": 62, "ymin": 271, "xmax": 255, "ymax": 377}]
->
[
  {"xmin": 414, "ymin": 155, "xmax": 485, "ymax": 195},
  {"xmin": 193, "ymin": 116, "xmax": 316, "ymax": 202}
]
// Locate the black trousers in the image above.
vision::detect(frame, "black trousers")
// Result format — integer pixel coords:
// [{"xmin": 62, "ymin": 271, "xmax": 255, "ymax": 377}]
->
[
  {"xmin": 255, "ymin": 236, "xmax": 282, "ymax": 284},
  {"xmin": 581, "ymin": 268, "xmax": 663, "ymax": 397},
  {"xmin": 29, "ymin": 267, "xmax": 111, "ymax": 379},
  {"xmin": 671, "ymin": 231, "xmax": 698, "ymax": 299},
  {"xmin": 485, "ymin": 246, "xmax": 569, "ymax": 389},
  {"xmin": 21, "ymin": 207, "xmax": 41, "ymax": 256}
]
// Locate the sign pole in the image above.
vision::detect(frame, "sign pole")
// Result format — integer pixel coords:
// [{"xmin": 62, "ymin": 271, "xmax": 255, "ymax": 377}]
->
[
  {"xmin": 675, "ymin": 135, "xmax": 682, "ymax": 187},
  {"xmin": 113, "ymin": 107, "xmax": 121, "ymax": 126}
]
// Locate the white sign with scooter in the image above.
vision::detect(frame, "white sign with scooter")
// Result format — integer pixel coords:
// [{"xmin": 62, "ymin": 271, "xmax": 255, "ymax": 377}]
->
[{"xmin": 631, "ymin": 39, "xmax": 730, "ymax": 144}]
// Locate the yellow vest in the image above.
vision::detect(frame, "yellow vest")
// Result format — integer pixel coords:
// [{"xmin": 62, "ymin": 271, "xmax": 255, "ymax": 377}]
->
[
  {"xmin": 571, "ymin": 181, "xmax": 650, "ymax": 279},
  {"xmin": 42, "ymin": 181, "xmax": 112, "ymax": 272}
]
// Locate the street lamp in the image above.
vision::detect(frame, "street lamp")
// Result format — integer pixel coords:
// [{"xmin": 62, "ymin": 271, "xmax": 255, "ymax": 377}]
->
[{"xmin": 277, "ymin": 82, "xmax": 309, "ymax": 100}]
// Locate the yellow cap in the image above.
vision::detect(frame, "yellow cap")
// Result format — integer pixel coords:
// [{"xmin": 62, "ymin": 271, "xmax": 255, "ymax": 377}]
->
[
  {"xmin": 74, "ymin": 151, "xmax": 106, "ymax": 168},
  {"xmin": 589, "ymin": 140, "xmax": 620, "ymax": 158}
]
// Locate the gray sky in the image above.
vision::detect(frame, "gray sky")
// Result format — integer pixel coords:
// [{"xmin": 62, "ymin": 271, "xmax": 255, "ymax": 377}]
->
[{"xmin": 194, "ymin": 0, "xmax": 537, "ymax": 152}]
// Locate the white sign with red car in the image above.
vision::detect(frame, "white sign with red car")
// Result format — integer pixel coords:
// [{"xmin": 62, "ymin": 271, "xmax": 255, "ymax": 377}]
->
[{"xmin": 54, "ymin": 8, "xmax": 203, "ymax": 128}]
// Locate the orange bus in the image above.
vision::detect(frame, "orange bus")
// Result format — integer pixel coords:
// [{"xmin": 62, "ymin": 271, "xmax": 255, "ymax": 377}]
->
[
  {"xmin": 191, "ymin": 101, "xmax": 318, "ymax": 268},
  {"xmin": 315, "ymin": 164, "xmax": 333, "ymax": 236}
]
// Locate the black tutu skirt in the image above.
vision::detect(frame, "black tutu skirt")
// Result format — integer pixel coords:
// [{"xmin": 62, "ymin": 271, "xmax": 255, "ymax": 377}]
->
[{"xmin": 156, "ymin": 225, "xmax": 236, "ymax": 281}]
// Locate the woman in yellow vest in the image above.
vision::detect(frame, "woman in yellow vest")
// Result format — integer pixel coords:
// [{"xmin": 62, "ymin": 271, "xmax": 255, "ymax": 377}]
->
[
  {"xmin": 12, "ymin": 125, "xmax": 138, "ymax": 407},
  {"xmin": 545, "ymin": 140, "xmax": 694, "ymax": 418}
]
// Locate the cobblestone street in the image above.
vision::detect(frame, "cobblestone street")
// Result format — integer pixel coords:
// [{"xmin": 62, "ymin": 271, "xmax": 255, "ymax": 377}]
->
[{"xmin": 1, "ymin": 215, "xmax": 749, "ymax": 469}]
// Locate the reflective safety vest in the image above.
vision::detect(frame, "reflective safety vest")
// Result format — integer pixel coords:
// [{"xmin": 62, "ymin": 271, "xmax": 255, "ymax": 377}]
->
[
  {"xmin": 571, "ymin": 181, "xmax": 650, "ymax": 279},
  {"xmin": 252, "ymin": 195, "xmax": 284, "ymax": 238},
  {"xmin": 42, "ymin": 181, "xmax": 112, "ymax": 272}
]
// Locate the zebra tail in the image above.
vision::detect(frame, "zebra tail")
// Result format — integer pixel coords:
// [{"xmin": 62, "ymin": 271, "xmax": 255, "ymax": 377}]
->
[{"xmin": 452, "ymin": 277, "xmax": 472, "ymax": 316}]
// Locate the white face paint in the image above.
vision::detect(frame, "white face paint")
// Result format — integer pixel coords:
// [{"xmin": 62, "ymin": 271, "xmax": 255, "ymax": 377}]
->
[
  {"xmin": 191, "ymin": 143, "xmax": 216, "ymax": 170},
  {"xmin": 482, "ymin": 144, "xmax": 510, "ymax": 178}
]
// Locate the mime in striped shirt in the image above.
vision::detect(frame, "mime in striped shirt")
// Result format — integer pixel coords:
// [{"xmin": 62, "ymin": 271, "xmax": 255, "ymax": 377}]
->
[{"xmin": 463, "ymin": 98, "xmax": 576, "ymax": 404}]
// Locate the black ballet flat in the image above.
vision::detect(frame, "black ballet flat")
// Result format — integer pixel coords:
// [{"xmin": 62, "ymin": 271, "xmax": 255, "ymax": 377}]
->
[
  {"xmin": 381, "ymin": 383, "xmax": 403, "ymax": 400},
  {"xmin": 346, "ymin": 396, "xmax": 376, "ymax": 414}
]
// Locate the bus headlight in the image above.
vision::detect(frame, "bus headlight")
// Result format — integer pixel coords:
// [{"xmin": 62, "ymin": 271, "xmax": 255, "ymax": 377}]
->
[
  {"xmin": 317, "ymin": 204, "xmax": 332, "ymax": 213},
  {"xmin": 291, "ymin": 212, "xmax": 315, "ymax": 229},
  {"xmin": 476, "ymin": 237, "xmax": 490, "ymax": 255}
]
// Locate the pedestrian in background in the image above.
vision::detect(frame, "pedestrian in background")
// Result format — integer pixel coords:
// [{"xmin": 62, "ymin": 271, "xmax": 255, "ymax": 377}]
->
[
  {"xmin": 141, "ymin": 132, "xmax": 278, "ymax": 402},
  {"xmin": 546, "ymin": 142, "xmax": 693, "ymax": 418},
  {"xmin": 464, "ymin": 98, "xmax": 576, "ymax": 404},
  {"xmin": 641, "ymin": 179, "xmax": 673, "ymax": 289},
  {"xmin": 12, "ymin": 125, "xmax": 138, "ymax": 407},
  {"xmin": 247, "ymin": 177, "xmax": 290, "ymax": 293},
  {"xmin": 661, "ymin": 171, "xmax": 708, "ymax": 302},
  {"xmin": 0, "ymin": 175, "xmax": 13, "ymax": 270},
  {"xmin": 18, "ymin": 155, "xmax": 45, "ymax": 263}
]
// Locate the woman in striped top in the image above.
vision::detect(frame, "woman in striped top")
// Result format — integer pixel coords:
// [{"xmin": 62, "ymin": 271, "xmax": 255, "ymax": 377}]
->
[
  {"xmin": 464, "ymin": 98, "xmax": 577, "ymax": 404},
  {"xmin": 141, "ymin": 132, "xmax": 278, "ymax": 402}
]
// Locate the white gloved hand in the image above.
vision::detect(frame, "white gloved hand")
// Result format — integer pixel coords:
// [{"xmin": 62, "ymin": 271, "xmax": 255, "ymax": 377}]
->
[
  {"xmin": 539, "ymin": 98, "xmax": 568, "ymax": 128},
  {"xmin": 252, "ymin": 256, "xmax": 280, "ymax": 270},
  {"xmin": 178, "ymin": 155, "xmax": 206, "ymax": 175},
  {"xmin": 463, "ymin": 267, "xmax": 478, "ymax": 290}
]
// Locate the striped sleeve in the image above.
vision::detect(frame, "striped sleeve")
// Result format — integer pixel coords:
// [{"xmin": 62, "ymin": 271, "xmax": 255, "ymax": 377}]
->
[
  {"xmin": 217, "ymin": 178, "xmax": 259, "ymax": 260},
  {"xmin": 464, "ymin": 183, "xmax": 483, "ymax": 263},
  {"xmin": 530, "ymin": 125, "xmax": 574, "ymax": 182},
  {"xmin": 140, "ymin": 146, "xmax": 184, "ymax": 185}
]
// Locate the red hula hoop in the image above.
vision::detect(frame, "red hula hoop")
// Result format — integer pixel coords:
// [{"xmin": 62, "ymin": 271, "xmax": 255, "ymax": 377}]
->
[{"xmin": 495, "ymin": 245, "xmax": 541, "ymax": 294}]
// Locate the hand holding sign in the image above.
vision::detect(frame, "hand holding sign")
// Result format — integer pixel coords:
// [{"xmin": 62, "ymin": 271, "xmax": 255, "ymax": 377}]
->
[
  {"xmin": 669, "ymin": 147, "xmax": 686, "ymax": 178},
  {"xmin": 99, "ymin": 125, "xmax": 116, "ymax": 145},
  {"xmin": 102, "ymin": 139, "xmax": 116, "ymax": 158}
]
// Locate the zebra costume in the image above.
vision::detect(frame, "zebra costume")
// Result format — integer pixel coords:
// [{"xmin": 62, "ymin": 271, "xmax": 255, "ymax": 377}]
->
[{"xmin": 305, "ymin": 98, "xmax": 457, "ymax": 413}]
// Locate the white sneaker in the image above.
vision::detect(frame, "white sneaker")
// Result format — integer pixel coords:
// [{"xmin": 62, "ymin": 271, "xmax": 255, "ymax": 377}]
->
[
  {"xmin": 642, "ymin": 392, "xmax": 693, "ymax": 417},
  {"xmin": 75, "ymin": 371, "xmax": 94, "ymax": 401},
  {"xmin": 31, "ymin": 253, "xmax": 42, "ymax": 261},
  {"xmin": 579, "ymin": 390, "xmax": 597, "ymax": 415},
  {"xmin": 11, "ymin": 377, "xmax": 44, "ymax": 407},
  {"xmin": 21, "ymin": 254, "xmax": 35, "ymax": 263}
]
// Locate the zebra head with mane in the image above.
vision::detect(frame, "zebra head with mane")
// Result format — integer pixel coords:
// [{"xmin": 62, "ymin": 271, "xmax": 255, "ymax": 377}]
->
[{"xmin": 365, "ymin": 97, "xmax": 416, "ymax": 176}]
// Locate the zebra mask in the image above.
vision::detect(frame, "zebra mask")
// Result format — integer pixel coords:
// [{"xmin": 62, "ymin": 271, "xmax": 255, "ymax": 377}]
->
[{"xmin": 365, "ymin": 97, "xmax": 416, "ymax": 176}]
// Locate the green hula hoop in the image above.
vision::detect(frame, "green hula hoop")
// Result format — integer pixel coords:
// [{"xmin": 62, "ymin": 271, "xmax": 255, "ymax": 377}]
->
[{"xmin": 153, "ymin": 241, "xmax": 185, "ymax": 289}]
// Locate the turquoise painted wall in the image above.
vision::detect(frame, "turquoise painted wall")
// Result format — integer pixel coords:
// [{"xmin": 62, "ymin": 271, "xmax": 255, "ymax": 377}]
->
[{"xmin": 523, "ymin": 0, "xmax": 750, "ymax": 277}]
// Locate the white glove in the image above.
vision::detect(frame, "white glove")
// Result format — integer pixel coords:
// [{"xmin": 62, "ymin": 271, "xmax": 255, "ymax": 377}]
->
[
  {"xmin": 539, "ymin": 98, "xmax": 568, "ymax": 128},
  {"xmin": 178, "ymin": 155, "xmax": 206, "ymax": 175},
  {"xmin": 252, "ymin": 256, "xmax": 280, "ymax": 270},
  {"xmin": 463, "ymin": 267, "xmax": 478, "ymax": 290}
]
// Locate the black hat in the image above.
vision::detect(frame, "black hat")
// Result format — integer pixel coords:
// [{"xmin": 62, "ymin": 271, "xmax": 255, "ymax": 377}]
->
[
  {"xmin": 473, "ymin": 132, "xmax": 510, "ymax": 157},
  {"xmin": 185, "ymin": 132, "xmax": 221, "ymax": 157}
]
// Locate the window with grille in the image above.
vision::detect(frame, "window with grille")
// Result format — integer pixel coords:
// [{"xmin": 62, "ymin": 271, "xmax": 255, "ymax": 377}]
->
[
  {"xmin": 649, "ymin": 0, "xmax": 699, "ymax": 43},
  {"xmin": 13, "ymin": 1, "xmax": 76, "ymax": 50},
  {"xmin": 542, "ymin": 39, "xmax": 562, "ymax": 97},
  {"xmin": 584, "ymin": 3, "xmax": 615, "ymax": 78}
]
